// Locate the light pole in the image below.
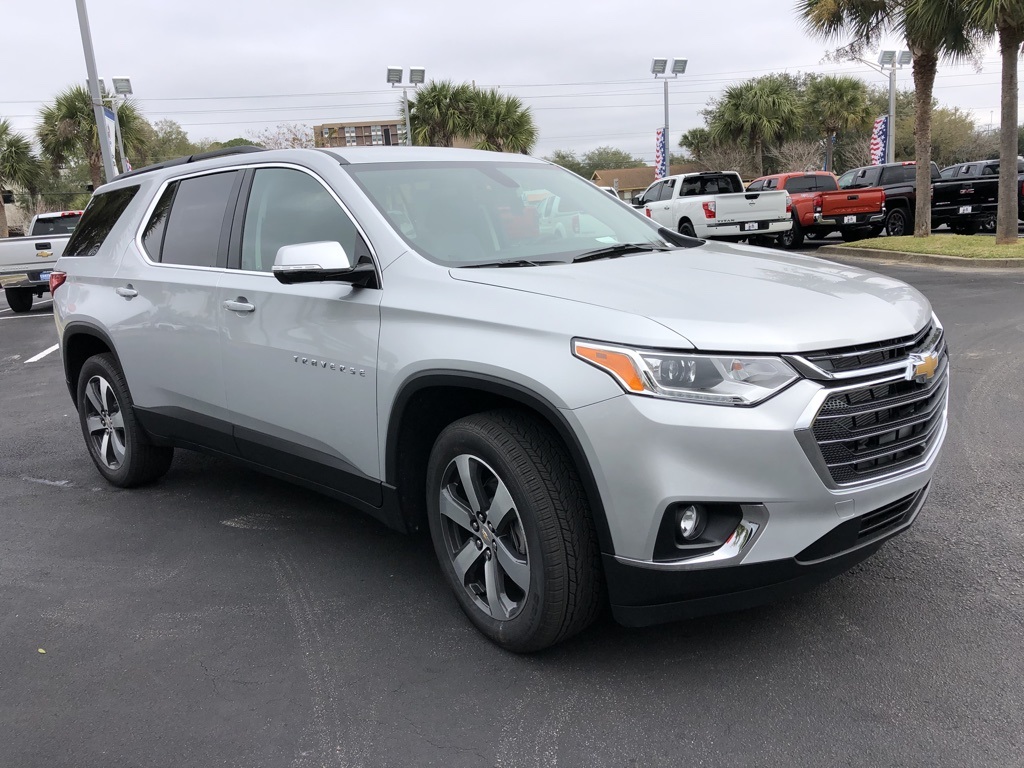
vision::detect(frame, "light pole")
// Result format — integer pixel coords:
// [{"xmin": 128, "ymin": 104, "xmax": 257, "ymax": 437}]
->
[
  {"xmin": 651, "ymin": 58, "xmax": 687, "ymax": 175},
  {"xmin": 387, "ymin": 66, "xmax": 425, "ymax": 146},
  {"xmin": 873, "ymin": 49, "xmax": 912, "ymax": 164},
  {"xmin": 75, "ymin": 0, "xmax": 116, "ymax": 183},
  {"xmin": 106, "ymin": 76, "xmax": 133, "ymax": 173}
]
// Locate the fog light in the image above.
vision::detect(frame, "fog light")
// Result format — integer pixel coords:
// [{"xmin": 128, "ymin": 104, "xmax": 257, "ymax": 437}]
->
[{"xmin": 678, "ymin": 504, "xmax": 705, "ymax": 540}]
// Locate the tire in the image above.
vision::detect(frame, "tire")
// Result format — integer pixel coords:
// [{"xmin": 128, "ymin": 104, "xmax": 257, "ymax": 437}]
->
[
  {"xmin": 76, "ymin": 353, "xmax": 173, "ymax": 487},
  {"xmin": 678, "ymin": 220, "xmax": 696, "ymax": 238},
  {"xmin": 805, "ymin": 230, "xmax": 826, "ymax": 240},
  {"xmin": 885, "ymin": 208, "xmax": 910, "ymax": 237},
  {"xmin": 839, "ymin": 228, "xmax": 870, "ymax": 242},
  {"xmin": 979, "ymin": 213, "xmax": 996, "ymax": 233},
  {"xmin": 776, "ymin": 218, "xmax": 804, "ymax": 249},
  {"xmin": 4, "ymin": 288, "xmax": 33, "ymax": 313},
  {"xmin": 950, "ymin": 220, "xmax": 979, "ymax": 236},
  {"xmin": 426, "ymin": 410, "xmax": 602, "ymax": 653}
]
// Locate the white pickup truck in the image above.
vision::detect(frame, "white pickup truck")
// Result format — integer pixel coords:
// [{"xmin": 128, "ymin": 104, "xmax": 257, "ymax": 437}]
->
[
  {"xmin": 0, "ymin": 210, "xmax": 82, "ymax": 312},
  {"xmin": 633, "ymin": 171, "xmax": 792, "ymax": 241}
]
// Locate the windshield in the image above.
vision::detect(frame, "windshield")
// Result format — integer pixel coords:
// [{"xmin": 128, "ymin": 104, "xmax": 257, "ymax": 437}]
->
[{"xmin": 346, "ymin": 161, "xmax": 673, "ymax": 266}]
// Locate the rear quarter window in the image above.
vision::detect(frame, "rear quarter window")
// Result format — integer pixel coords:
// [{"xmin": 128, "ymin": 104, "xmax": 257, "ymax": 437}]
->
[{"xmin": 63, "ymin": 186, "xmax": 139, "ymax": 257}]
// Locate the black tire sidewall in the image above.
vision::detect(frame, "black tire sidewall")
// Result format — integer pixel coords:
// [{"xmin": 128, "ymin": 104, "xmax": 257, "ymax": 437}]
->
[
  {"xmin": 887, "ymin": 209, "xmax": 908, "ymax": 237},
  {"xmin": 679, "ymin": 221, "xmax": 695, "ymax": 238},
  {"xmin": 76, "ymin": 354, "xmax": 141, "ymax": 486},
  {"xmin": 426, "ymin": 418, "xmax": 561, "ymax": 651},
  {"xmin": 4, "ymin": 288, "xmax": 33, "ymax": 313}
]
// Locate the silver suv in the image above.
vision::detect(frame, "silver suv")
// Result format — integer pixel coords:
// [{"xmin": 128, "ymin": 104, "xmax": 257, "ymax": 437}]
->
[{"xmin": 51, "ymin": 147, "xmax": 949, "ymax": 652}]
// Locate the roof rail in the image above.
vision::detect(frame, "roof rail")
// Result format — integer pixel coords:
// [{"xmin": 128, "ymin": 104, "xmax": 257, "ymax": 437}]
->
[{"xmin": 116, "ymin": 145, "xmax": 266, "ymax": 181}]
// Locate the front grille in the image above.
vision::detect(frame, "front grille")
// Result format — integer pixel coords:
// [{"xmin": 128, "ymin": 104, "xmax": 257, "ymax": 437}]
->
[
  {"xmin": 802, "ymin": 322, "xmax": 935, "ymax": 375},
  {"xmin": 809, "ymin": 340, "xmax": 948, "ymax": 485}
]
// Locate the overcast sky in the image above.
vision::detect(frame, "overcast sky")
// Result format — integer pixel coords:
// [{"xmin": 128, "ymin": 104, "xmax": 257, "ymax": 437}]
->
[{"xmin": 1, "ymin": 0, "xmax": 1009, "ymax": 164}]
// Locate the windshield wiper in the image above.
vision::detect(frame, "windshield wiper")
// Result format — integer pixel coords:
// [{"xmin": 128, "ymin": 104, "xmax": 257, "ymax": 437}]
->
[
  {"xmin": 463, "ymin": 258, "xmax": 567, "ymax": 268},
  {"xmin": 571, "ymin": 243, "xmax": 671, "ymax": 263}
]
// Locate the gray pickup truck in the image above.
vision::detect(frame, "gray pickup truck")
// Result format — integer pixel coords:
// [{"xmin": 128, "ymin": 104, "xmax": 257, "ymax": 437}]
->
[
  {"xmin": 50, "ymin": 147, "xmax": 948, "ymax": 651},
  {"xmin": 0, "ymin": 210, "xmax": 82, "ymax": 312}
]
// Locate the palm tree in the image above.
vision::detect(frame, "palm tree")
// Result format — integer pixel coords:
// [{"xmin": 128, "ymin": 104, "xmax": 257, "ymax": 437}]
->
[
  {"xmin": 37, "ymin": 84, "xmax": 148, "ymax": 189},
  {"xmin": 470, "ymin": 89, "xmax": 537, "ymax": 154},
  {"xmin": 0, "ymin": 119, "xmax": 39, "ymax": 237},
  {"xmin": 709, "ymin": 75, "xmax": 801, "ymax": 177},
  {"xmin": 804, "ymin": 75, "xmax": 872, "ymax": 171},
  {"xmin": 970, "ymin": 1, "xmax": 1024, "ymax": 244},
  {"xmin": 798, "ymin": 0, "xmax": 983, "ymax": 236},
  {"xmin": 407, "ymin": 80, "xmax": 477, "ymax": 147}
]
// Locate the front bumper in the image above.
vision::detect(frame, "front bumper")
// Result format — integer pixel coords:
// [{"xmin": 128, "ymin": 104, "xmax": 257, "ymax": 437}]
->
[{"xmin": 566, "ymin": 371, "xmax": 947, "ymax": 625}]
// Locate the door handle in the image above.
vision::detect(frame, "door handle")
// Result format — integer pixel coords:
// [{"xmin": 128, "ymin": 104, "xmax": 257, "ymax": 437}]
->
[
  {"xmin": 115, "ymin": 285, "xmax": 138, "ymax": 299},
  {"xmin": 223, "ymin": 298, "xmax": 255, "ymax": 313},
  {"xmin": 34, "ymin": 242, "xmax": 52, "ymax": 250}
]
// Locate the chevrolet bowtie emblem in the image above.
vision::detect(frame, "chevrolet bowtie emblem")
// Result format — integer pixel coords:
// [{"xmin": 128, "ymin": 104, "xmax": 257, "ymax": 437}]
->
[
  {"xmin": 37, "ymin": 251, "xmax": 52, "ymax": 258},
  {"xmin": 907, "ymin": 352, "xmax": 938, "ymax": 382}
]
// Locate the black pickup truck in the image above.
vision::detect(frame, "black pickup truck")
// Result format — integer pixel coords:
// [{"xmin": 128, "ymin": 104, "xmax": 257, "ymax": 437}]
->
[
  {"xmin": 941, "ymin": 158, "xmax": 1024, "ymax": 229},
  {"xmin": 838, "ymin": 161, "xmax": 997, "ymax": 235}
]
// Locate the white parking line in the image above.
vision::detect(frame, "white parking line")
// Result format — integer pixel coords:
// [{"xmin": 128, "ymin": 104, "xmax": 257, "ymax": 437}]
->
[
  {"xmin": 24, "ymin": 344, "xmax": 59, "ymax": 364},
  {"xmin": 0, "ymin": 314, "xmax": 51, "ymax": 321}
]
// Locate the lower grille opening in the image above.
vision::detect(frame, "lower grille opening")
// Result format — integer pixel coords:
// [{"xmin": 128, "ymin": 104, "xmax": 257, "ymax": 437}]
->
[{"xmin": 796, "ymin": 487, "xmax": 926, "ymax": 563}]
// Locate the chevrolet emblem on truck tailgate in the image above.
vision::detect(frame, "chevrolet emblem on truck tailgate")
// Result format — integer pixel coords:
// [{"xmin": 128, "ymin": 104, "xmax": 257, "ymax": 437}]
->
[{"xmin": 37, "ymin": 251, "xmax": 52, "ymax": 258}]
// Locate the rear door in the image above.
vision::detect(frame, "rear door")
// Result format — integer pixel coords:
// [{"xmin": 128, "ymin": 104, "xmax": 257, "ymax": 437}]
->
[
  {"xmin": 217, "ymin": 164, "xmax": 384, "ymax": 504},
  {"xmin": 110, "ymin": 169, "xmax": 241, "ymax": 451}
]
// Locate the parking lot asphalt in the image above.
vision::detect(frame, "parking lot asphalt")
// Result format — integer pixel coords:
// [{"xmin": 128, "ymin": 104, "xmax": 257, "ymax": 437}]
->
[{"xmin": 2, "ymin": 253, "xmax": 1023, "ymax": 768}]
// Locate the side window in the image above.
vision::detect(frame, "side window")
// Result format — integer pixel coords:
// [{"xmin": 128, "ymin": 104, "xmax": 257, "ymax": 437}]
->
[
  {"xmin": 240, "ymin": 168, "xmax": 367, "ymax": 273},
  {"xmin": 746, "ymin": 180, "xmax": 764, "ymax": 192},
  {"xmin": 159, "ymin": 171, "xmax": 239, "ymax": 267},
  {"xmin": 764, "ymin": 178, "xmax": 778, "ymax": 190},
  {"xmin": 816, "ymin": 175, "xmax": 839, "ymax": 192},
  {"xmin": 679, "ymin": 179, "xmax": 701, "ymax": 196},
  {"xmin": 661, "ymin": 179, "xmax": 677, "ymax": 200},
  {"xmin": 142, "ymin": 183, "xmax": 175, "ymax": 261},
  {"xmin": 981, "ymin": 164, "xmax": 997, "ymax": 176},
  {"xmin": 63, "ymin": 186, "xmax": 139, "ymax": 257},
  {"xmin": 784, "ymin": 177, "xmax": 816, "ymax": 194}
]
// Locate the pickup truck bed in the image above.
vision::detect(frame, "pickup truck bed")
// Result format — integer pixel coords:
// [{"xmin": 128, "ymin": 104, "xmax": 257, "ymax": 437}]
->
[{"xmin": 748, "ymin": 172, "xmax": 885, "ymax": 248}]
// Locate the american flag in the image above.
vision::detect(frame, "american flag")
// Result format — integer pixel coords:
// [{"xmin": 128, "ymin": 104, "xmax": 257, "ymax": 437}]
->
[
  {"xmin": 869, "ymin": 115, "xmax": 888, "ymax": 165},
  {"xmin": 654, "ymin": 129, "xmax": 667, "ymax": 179}
]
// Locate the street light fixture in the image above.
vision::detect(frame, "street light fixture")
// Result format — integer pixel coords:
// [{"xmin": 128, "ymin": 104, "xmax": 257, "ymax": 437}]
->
[
  {"xmin": 875, "ymin": 49, "xmax": 912, "ymax": 164},
  {"xmin": 651, "ymin": 57, "xmax": 687, "ymax": 176},
  {"xmin": 388, "ymin": 66, "xmax": 424, "ymax": 146}
]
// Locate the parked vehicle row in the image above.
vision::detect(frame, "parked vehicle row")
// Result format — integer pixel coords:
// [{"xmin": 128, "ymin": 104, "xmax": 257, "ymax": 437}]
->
[{"xmin": 0, "ymin": 210, "xmax": 82, "ymax": 312}]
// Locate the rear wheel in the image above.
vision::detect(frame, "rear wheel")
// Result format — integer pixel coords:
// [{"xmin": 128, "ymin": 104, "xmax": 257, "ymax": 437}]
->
[
  {"xmin": 776, "ymin": 218, "xmax": 804, "ymax": 249},
  {"xmin": 979, "ymin": 212, "xmax": 996, "ymax": 233},
  {"xmin": 678, "ymin": 220, "xmax": 696, "ymax": 238},
  {"xmin": 426, "ymin": 410, "xmax": 602, "ymax": 652},
  {"xmin": 885, "ymin": 208, "xmax": 910, "ymax": 237},
  {"xmin": 4, "ymin": 288, "xmax": 33, "ymax": 313},
  {"xmin": 76, "ymin": 354, "xmax": 174, "ymax": 487},
  {"xmin": 839, "ymin": 228, "xmax": 871, "ymax": 242},
  {"xmin": 950, "ymin": 221, "xmax": 980, "ymax": 235}
]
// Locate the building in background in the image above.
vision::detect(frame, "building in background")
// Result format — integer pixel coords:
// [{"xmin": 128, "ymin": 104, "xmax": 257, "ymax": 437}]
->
[
  {"xmin": 314, "ymin": 120, "xmax": 407, "ymax": 148},
  {"xmin": 590, "ymin": 164, "xmax": 703, "ymax": 200}
]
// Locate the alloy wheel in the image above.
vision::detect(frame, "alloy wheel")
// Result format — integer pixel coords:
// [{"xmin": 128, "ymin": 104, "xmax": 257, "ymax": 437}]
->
[
  {"xmin": 438, "ymin": 454, "xmax": 530, "ymax": 620},
  {"xmin": 83, "ymin": 374, "xmax": 126, "ymax": 470}
]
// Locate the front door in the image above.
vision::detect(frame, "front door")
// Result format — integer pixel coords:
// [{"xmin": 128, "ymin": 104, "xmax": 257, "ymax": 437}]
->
[{"xmin": 217, "ymin": 166, "xmax": 383, "ymax": 506}]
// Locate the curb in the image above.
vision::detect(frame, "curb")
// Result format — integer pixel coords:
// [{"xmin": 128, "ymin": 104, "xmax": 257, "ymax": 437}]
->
[{"xmin": 819, "ymin": 244, "xmax": 1024, "ymax": 269}]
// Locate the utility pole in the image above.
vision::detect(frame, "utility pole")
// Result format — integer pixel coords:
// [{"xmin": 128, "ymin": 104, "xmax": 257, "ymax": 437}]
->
[
  {"xmin": 75, "ymin": 0, "xmax": 116, "ymax": 183},
  {"xmin": 887, "ymin": 67, "xmax": 897, "ymax": 164}
]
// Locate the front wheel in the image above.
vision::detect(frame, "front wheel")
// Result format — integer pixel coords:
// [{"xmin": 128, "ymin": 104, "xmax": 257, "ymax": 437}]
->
[
  {"xmin": 426, "ymin": 410, "xmax": 602, "ymax": 652},
  {"xmin": 76, "ymin": 354, "xmax": 174, "ymax": 487},
  {"xmin": 4, "ymin": 288, "xmax": 33, "ymax": 313}
]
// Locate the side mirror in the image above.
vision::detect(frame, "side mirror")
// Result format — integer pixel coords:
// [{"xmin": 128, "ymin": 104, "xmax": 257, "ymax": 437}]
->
[
  {"xmin": 631, "ymin": 196, "xmax": 644, "ymax": 207},
  {"xmin": 272, "ymin": 241, "xmax": 376, "ymax": 287}
]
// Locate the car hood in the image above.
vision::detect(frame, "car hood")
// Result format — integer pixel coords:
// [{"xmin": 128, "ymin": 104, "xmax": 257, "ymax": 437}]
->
[{"xmin": 449, "ymin": 242, "xmax": 931, "ymax": 353}]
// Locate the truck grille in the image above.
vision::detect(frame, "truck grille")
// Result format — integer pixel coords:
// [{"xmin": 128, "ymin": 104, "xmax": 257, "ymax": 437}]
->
[
  {"xmin": 800, "ymin": 322, "xmax": 935, "ymax": 376},
  {"xmin": 809, "ymin": 339, "xmax": 948, "ymax": 485}
]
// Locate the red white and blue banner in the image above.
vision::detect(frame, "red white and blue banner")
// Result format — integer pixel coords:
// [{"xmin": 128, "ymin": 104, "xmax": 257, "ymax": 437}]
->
[
  {"xmin": 869, "ymin": 115, "xmax": 888, "ymax": 165},
  {"xmin": 655, "ymin": 129, "xmax": 667, "ymax": 179}
]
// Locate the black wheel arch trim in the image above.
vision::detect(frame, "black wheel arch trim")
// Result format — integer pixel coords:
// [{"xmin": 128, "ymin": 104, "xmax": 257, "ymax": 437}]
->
[
  {"xmin": 386, "ymin": 370, "xmax": 617, "ymax": 556},
  {"xmin": 61, "ymin": 321, "xmax": 124, "ymax": 402}
]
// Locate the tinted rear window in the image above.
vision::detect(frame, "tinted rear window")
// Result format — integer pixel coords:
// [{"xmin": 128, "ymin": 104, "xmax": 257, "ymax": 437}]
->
[
  {"xmin": 31, "ymin": 214, "xmax": 82, "ymax": 236},
  {"xmin": 783, "ymin": 176, "xmax": 818, "ymax": 193},
  {"xmin": 63, "ymin": 187, "xmax": 139, "ymax": 257}
]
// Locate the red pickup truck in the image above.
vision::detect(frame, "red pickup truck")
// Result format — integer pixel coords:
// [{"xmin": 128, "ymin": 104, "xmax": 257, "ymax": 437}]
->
[{"xmin": 747, "ymin": 172, "xmax": 886, "ymax": 249}]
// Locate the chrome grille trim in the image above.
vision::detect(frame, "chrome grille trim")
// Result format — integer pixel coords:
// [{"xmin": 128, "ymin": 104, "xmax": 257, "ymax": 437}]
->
[
  {"xmin": 786, "ymin": 321, "xmax": 942, "ymax": 381},
  {"xmin": 794, "ymin": 338, "xmax": 949, "ymax": 488}
]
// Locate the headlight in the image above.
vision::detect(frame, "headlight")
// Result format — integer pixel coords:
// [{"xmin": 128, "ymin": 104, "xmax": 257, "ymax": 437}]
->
[{"xmin": 573, "ymin": 340, "xmax": 799, "ymax": 406}]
